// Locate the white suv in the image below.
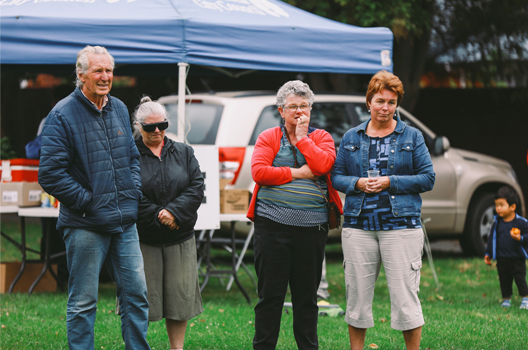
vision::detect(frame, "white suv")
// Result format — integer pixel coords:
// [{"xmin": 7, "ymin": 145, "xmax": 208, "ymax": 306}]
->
[{"xmin": 158, "ymin": 92, "xmax": 525, "ymax": 256}]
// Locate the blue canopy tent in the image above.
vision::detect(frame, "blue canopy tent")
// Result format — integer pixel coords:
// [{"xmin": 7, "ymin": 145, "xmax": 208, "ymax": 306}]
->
[{"xmin": 1, "ymin": 0, "xmax": 393, "ymax": 140}]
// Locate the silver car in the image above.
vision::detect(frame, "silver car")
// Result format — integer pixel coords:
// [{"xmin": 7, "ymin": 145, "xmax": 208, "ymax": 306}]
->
[{"xmin": 158, "ymin": 92, "xmax": 525, "ymax": 256}]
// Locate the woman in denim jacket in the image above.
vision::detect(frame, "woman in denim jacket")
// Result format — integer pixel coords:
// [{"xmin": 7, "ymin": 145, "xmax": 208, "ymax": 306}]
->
[{"xmin": 331, "ymin": 71, "xmax": 435, "ymax": 350}]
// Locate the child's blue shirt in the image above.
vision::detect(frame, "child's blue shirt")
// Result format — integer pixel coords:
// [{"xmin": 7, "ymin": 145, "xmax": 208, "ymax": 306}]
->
[{"xmin": 485, "ymin": 214, "xmax": 528, "ymax": 260}]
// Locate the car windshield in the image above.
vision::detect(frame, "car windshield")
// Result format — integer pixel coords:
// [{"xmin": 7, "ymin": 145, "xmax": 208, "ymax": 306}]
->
[
  {"xmin": 165, "ymin": 103, "xmax": 224, "ymax": 144},
  {"xmin": 310, "ymin": 103, "xmax": 352, "ymax": 146},
  {"xmin": 355, "ymin": 105, "xmax": 371, "ymax": 123},
  {"xmin": 249, "ymin": 106, "xmax": 282, "ymax": 145}
]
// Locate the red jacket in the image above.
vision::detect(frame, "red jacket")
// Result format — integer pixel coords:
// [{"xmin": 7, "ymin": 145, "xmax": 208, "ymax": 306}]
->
[{"xmin": 247, "ymin": 126, "xmax": 344, "ymax": 221}]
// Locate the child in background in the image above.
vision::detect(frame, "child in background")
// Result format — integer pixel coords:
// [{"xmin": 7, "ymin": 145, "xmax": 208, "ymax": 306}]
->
[{"xmin": 484, "ymin": 186, "xmax": 528, "ymax": 309}]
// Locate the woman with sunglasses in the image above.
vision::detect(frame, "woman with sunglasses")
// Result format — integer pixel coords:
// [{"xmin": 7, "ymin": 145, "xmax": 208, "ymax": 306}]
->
[{"xmin": 132, "ymin": 96, "xmax": 204, "ymax": 350}]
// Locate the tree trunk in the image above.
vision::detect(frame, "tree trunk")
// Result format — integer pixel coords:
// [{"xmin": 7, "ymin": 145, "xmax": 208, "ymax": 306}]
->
[{"xmin": 393, "ymin": 28, "xmax": 432, "ymax": 113}]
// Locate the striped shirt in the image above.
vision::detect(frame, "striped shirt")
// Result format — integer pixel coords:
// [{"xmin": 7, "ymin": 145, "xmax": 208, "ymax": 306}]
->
[{"xmin": 256, "ymin": 126, "xmax": 328, "ymax": 227}]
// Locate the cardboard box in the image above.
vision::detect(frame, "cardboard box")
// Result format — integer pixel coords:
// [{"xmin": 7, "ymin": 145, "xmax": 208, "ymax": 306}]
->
[
  {"xmin": 0, "ymin": 262, "xmax": 57, "ymax": 293},
  {"xmin": 0, "ymin": 159, "xmax": 39, "ymax": 182},
  {"xmin": 219, "ymin": 178, "xmax": 232, "ymax": 190},
  {"xmin": 0, "ymin": 182, "xmax": 43, "ymax": 207},
  {"xmin": 220, "ymin": 189, "xmax": 249, "ymax": 214}
]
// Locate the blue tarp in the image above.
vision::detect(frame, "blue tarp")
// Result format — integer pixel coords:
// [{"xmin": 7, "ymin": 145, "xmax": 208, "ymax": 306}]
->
[{"xmin": 0, "ymin": 0, "xmax": 393, "ymax": 74}]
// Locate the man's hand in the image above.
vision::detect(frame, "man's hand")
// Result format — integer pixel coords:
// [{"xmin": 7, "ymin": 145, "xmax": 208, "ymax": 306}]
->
[
  {"xmin": 484, "ymin": 255, "xmax": 492, "ymax": 266},
  {"xmin": 511, "ymin": 227, "xmax": 521, "ymax": 241},
  {"xmin": 158, "ymin": 209, "xmax": 179, "ymax": 230}
]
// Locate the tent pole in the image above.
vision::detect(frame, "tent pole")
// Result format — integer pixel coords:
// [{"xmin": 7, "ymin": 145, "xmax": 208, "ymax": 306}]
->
[{"xmin": 177, "ymin": 62, "xmax": 189, "ymax": 144}]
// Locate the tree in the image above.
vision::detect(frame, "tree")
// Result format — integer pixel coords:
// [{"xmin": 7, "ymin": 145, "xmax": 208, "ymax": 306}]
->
[
  {"xmin": 285, "ymin": 0, "xmax": 528, "ymax": 112},
  {"xmin": 429, "ymin": 0, "xmax": 528, "ymax": 88}
]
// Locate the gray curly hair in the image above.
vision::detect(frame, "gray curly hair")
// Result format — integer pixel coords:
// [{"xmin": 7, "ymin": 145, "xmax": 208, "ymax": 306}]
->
[
  {"xmin": 132, "ymin": 96, "xmax": 170, "ymax": 137},
  {"xmin": 276, "ymin": 80, "xmax": 314, "ymax": 107},
  {"xmin": 75, "ymin": 45, "xmax": 115, "ymax": 88}
]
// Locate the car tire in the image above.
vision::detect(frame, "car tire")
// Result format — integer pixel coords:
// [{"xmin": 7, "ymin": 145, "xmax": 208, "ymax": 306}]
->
[{"xmin": 460, "ymin": 192, "xmax": 495, "ymax": 257}]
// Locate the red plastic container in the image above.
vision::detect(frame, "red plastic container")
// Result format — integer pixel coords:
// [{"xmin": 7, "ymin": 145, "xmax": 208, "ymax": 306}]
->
[{"xmin": 0, "ymin": 158, "xmax": 40, "ymax": 182}]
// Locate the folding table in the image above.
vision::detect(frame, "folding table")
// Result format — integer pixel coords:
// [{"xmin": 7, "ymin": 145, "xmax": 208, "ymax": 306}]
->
[
  {"xmin": 15, "ymin": 207, "xmax": 63, "ymax": 295},
  {"xmin": 197, "ymin": 214, "xmax": 256, "ymax": 304}
]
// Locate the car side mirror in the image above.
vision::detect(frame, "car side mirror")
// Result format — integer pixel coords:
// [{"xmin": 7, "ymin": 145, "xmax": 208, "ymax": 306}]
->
[{"xmin": 432, "ymin": 136, "xmax": 450, "ymax": 156}]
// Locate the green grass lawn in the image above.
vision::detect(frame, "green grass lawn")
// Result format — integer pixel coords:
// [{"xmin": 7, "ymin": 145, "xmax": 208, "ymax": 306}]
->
[{"xmin": 1, "ymin": 221, "xmax": 527, "ymax": 349}]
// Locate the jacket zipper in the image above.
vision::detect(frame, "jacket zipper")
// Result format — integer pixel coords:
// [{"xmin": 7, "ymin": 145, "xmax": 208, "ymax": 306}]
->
[
  {"xmin": 101, "ymin": 112, "xmax": 123, "ymax": 225},
  {"xmin": 160, "ymin": 148, "xmax": 166, "ymax": 206},
  {"xmin": 143, "ymin": 146, "xmax": 166, "ymax": 206}
]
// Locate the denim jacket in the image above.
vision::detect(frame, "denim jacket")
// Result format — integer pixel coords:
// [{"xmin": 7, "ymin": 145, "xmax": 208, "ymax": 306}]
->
[{"xmin": 331, "ymin": 116, "xmax": 435, "ymax": 218}]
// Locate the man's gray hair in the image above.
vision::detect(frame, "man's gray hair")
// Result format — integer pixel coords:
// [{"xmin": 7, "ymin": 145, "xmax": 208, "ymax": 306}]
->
[
  {"xmin": 75, "ymin": 45, "xmax": 115, "ymax": 88},
  {"xmin": 132, "ymin": 96, "xmax": 170, "ymax": 137},
  {"xmin": 276, "ymin": 80, "xmax": 314, "ymax": 107}
]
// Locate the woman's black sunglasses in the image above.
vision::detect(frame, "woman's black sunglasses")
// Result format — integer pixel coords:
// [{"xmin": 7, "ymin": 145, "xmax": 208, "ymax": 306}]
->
[{"xmin": 141, "ymin": 121, "xmax": 169, "ymax": 132}]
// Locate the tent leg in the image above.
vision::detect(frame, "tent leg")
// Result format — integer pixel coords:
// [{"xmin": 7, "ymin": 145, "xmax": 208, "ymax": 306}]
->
[
  {"xmin": 177, "ymin": 62, "xmax": 189, "ymax": 144},
  {"xmin": 422, "ymin": 217, "xmax": 441, "ymax": 291}
]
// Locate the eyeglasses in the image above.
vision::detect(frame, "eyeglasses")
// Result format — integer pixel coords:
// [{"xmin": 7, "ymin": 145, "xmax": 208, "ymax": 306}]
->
[
  {"xmin": 141, "ymin": 121, "xmax": 169, "ymax": 132},
  {"xmin": 282, "ymin": 104, "xmax": 311, "ymax": 111}
]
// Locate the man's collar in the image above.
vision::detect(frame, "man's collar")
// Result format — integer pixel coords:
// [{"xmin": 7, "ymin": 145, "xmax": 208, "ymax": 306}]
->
[{"xmin": 80, "ymin": 88, "xmax": 108, "ymax": 111}]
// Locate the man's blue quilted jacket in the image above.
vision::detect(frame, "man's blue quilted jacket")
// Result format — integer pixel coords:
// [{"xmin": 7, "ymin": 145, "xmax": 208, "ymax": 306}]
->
[{"xmin": 38, "ymin": 87, "xmax": 142, "ymax": 234}]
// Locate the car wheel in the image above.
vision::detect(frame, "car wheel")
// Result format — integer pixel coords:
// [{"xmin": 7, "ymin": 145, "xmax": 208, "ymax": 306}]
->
[{"xmin": 460, "ymin": 192, "xmax": 495, "ymax": 256}]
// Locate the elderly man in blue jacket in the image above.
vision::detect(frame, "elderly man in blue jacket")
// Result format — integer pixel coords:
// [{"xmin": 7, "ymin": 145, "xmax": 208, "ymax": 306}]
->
[{"xmin": 38, "ymin": 45, "xmax": 150, "ymax": 350}]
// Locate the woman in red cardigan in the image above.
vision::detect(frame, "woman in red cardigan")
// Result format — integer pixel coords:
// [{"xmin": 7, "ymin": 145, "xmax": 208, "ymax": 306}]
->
[{"xmin": 248, "ymin": 80, "xmax": 343, "ymax": 350}]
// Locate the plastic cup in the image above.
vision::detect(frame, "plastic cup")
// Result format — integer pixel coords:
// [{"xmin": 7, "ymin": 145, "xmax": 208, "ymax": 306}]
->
[{"xmin": 367, "ymin": 170, "xmax": 379, "ymax": 179}]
